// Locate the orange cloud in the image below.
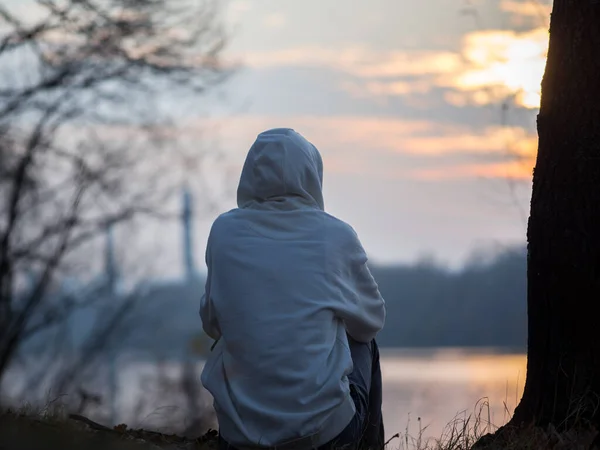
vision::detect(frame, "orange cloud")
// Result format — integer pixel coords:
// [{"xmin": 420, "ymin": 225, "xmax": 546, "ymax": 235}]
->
[
  {"xmin": 200, "ymin": 114, "xmax": 538, "ymax": 180},
  {"xmin": 227, "ymin": 116, "xmax": 522, "ymax": 156},
  {"xmin": 243, "ymin": 46, "xmax": 462, "ymax": 79},
  {"xmin": 340, "ymin": 79, "xmax": 432, "ymax": 102},
  {"xmin": 500, "ymin": 0, "xmax": 551, "ymax": 19},
  {"xmin": 352, "ymin": 52, "xmax": 462, "ymax": 78},
  {"xmin": 83, "ymin": 114, "xmax": 538, "ymax": 180},
  {"xmin": 411, "ymin": 160, "xmax": 534, "ymax": 181},
  {"xmin": 447, "ymin": 27, "xmax": 548, "ymax": 109},
  {"xmin": 203, "ymin": 114, "xmax": 440, "ymax": 150},
  {"xmin": 239, "ymin": 22, "xmax": 548, "ymax": 110}
]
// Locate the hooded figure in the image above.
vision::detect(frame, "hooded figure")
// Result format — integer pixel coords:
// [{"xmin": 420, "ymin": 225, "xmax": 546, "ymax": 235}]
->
[{"xmin": 200, "ymin": 128, "xmax": 386, "ymax": 449}]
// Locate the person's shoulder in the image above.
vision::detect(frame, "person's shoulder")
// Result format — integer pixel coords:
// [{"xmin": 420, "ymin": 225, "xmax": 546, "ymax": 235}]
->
[
  {"xmin": 322, "ymin": 213, "xmax": 362, "ymax": 248},
  {"xmin": 214, "ymin": 208, "xmax": 241, "ymax": 222},
  {"xmin": 208, "ymin": 208, "xmax": 242, "ymax": 238},
  {"xmin": 322, "ymin": 212, "xmax": 355, "ymax": 233}
]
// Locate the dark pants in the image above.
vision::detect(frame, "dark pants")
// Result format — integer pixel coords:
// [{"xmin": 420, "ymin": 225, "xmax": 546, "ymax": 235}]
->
[
  {"xmin": 218, "ymin": 337, "xmax": 384, "ymax": 450},
  {"xmin": 328, "ymin": 336, "xmax": 384, "ymax": 449}
]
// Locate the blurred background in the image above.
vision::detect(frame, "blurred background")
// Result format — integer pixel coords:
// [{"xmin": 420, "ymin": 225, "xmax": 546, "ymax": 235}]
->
[{"xmin": 0, "ymin": 0, "xmax": 548, "ymax": 442}]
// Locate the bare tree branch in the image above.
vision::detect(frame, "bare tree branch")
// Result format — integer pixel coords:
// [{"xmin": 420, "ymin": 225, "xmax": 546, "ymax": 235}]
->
[
  {"xmin": 0, "ymin": 182, "xmax": 84, "ymax": 376},
  {"xmin": 0, "ymin": 0, "xmax": 230, "ymax": 393}
]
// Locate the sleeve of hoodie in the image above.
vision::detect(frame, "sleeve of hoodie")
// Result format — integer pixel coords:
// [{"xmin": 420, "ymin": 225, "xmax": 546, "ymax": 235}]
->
[
  {"xmin": 199, "ymin": 227, "xmax": 221, "ymax": 340},
  {"xmin": 332, "ymin": 225, "xmax": 386, "ymax": 343}
]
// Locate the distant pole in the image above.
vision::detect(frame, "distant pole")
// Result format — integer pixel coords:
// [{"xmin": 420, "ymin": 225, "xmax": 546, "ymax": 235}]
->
[
  {"xmin": 105, "ymin": 223, "xmax": 117, "ymax": 293},
  {"xmin": 105, "ymin": 222, "xmax": 119, "ymax": 425},
  {"xmin": 108, "ymin": 348, "xmax": 119, "ymax": 425},
  {"xmin": 182, "ymin": 185, "xmax": 196, "ymax": 281}
]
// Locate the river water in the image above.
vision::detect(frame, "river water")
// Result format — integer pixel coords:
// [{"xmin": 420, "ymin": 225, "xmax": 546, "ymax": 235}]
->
[
  {"xmin": 379, "ymin": 348, "xmax": 525, "ymax": 442},
  {"xmin": 3, "ymin": 347, "xmax": 527, "ymax": 443}
]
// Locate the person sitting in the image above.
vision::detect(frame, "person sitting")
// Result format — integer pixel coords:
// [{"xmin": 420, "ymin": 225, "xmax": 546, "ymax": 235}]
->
[{"xmin": 200, "ymin": 128, "xmax": 386, "ymax": 450}]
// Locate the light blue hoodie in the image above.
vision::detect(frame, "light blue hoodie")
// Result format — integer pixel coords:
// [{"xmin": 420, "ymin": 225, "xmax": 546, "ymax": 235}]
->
[{"xmin": 200, "ymin": 128, "xmax": 386, "ymax": 449}]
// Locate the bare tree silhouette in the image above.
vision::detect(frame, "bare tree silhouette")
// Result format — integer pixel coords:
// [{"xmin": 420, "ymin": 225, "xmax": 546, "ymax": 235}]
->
[{"xmin": 0, "ymin": 0, "xmax": 230, "ymax": 391}]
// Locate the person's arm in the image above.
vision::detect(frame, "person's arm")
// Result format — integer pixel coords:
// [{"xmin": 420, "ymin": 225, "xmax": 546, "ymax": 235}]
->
[
  {"xmin": 199, "ymin": 237, "xmax": 221, "ymax": 341},
  {"xmin": 335, "ymin": 230, "xmax": 386, "ymax": 343}
]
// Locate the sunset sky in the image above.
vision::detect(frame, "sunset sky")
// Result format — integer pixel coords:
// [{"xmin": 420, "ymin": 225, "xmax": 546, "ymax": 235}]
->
[
  {"xmin": 188, "ymin": 0, "xmax": 549, "ymax": 268},
  {"xmin": 6, "ymin": 0, "xmax": 552, "ymax": 274}
]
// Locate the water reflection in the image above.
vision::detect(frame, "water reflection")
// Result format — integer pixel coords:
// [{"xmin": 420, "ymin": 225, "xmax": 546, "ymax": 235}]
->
[
  {"xmin": 381, "ymin": 348, "xmax": 526, "ymax": 441},
  {"xmin": 3, "ymin": 347, "xmax": 527, "ymax": 441}
]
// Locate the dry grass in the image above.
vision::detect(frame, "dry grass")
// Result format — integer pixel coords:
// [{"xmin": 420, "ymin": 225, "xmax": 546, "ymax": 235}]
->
[
  {"xmin": 2, "ymin": 398, "xmax": 599, "ymax": 450},
  {"xmin": 0, "ymin": 411, "xmax": 154, "ymax": 450},
  {"xmin": 0, "ymin": 402, "xmax": 218, "ymax": 450},
  {"xmin": 384, "ymin": 398, "xmax": 499, "ymax": 450},
  {"xmin": 386, "ymin": 397, "xmax": 599, "ymax": 450}
]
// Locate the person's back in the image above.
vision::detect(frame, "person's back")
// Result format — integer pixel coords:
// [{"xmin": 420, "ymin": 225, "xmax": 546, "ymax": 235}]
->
[{"xmin": 200, "ymin": 128, "xmax": 386, "ymax": 449}]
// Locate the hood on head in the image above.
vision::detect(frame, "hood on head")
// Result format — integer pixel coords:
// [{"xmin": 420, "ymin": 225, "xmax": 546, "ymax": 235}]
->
[{"xmin": 237, "ymin": 128, "xmax": 324, "ymax": 210}]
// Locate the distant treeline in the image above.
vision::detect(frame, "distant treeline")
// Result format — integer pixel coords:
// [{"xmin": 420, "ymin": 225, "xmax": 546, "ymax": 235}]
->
[
  {"xmin": 25, "ymin": 245, "xmax": 527, "ymax": 359},
  {"xmin": 372, "ymin": 245, "xmax": 527, "ymax": 349}
]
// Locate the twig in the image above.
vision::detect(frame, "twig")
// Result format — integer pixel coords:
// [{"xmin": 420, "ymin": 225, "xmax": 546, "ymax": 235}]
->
[
  {"xmin": 68, "ymin": 413, "xmax": 115, "ymax": 432},
  {"xmin": 384, "ymin": 432, "xmax": 400, "ymax": 447}
]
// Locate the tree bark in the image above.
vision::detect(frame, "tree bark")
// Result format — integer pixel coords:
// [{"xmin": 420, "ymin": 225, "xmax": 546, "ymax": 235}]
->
[{"xmin": 510, "ymin": 0, "xmax": 600, "ymax": 430}]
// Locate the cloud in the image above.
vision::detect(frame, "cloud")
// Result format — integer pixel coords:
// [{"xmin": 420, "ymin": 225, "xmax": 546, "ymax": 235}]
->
[
  {"xmin": 196, "ymin": 114, "xmax": 537, "ymax": 180},
  {"xmin": 353, "ymin": 52, "xmax": 462, "ymax": 78},
  {"xmin": 90, "ymin": 113, "xmax": 536, "ymax": 181},
  {"xmin": 263, "ymin": 12, "xmax": 287, "ymax": 29},
  {"xmin": 411, "ymin": 160, "xmax": 533, "ymax": 180},
  {"xmin": 227, "ymin": 0, "xmax": 252, "ymax": 22},
  {"xmin": 236, "ymin": 24, "xmax": 548, "ymax": 110},
  {"xmin": 243, "ymin": 46, "xmax": 462, "ymax": 78},
  {"xmin": 447, "ymin": 27, "xmax": 548, "ymax": 109},
  {"xmin": 500, "ymin": 0, "xmax": 551, "ymax": 19}
]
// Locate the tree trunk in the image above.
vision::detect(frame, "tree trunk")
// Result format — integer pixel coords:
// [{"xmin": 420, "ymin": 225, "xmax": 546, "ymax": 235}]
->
[{"xmin": 510, "ymin": 0, "xmax": 600, "ymax": 430}]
